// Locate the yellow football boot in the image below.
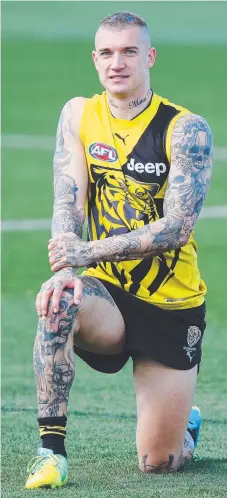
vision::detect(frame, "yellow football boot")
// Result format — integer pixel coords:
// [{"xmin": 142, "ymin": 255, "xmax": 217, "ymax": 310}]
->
[{"xmin": 25, "ymin": 448, "xmax": 68, "ymax": 489}]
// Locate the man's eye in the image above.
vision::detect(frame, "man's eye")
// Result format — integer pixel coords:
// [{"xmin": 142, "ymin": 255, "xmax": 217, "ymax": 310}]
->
[
  {"xmin": 126, "ymin": 49, "xmax": 136, "ymax": 54},
  {"xmin": 101, "ymin": 51, "xmax": 110, "ymax": 56}
]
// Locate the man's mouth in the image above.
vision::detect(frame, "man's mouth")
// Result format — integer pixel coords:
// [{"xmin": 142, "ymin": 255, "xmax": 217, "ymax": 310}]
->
[{"xmin": 109, "ymin": 75, "xmax": 129, "ymax": 80}]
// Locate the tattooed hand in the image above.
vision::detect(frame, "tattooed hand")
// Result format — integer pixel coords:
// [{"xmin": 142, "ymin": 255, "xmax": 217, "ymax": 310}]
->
[
  {"xmin": 36, "ymin": 268, "xmax": 83, "ymax": 316},
  {"xmin": 48, "ymin": 232, "xmax": 92, "ymax": 272}
]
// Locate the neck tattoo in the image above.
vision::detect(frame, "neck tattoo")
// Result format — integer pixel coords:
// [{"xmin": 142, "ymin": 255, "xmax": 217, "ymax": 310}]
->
[
  {"xmin": 109, "ymin": 98, "xmax": 118, "ymax": 109},
  {"xmin": 129, "ymin": 89, "xmax": 152, "ymax": 109},
  {"xmin": 108, "ymin": 89, "xmax": 152, "ymax": 112}
]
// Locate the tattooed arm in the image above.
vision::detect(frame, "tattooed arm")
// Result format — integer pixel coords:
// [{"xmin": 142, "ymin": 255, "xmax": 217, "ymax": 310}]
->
[
  {"xmin": 38, "ymin": 98, "xmax": 88, "ymax": 313},
  {"xmin": 51, "ymin": 98, "xmax": 88, "ymax": 238},
  {"xmin": 49, "ymin": 113, "xmax": 212, "ymax": 270}
]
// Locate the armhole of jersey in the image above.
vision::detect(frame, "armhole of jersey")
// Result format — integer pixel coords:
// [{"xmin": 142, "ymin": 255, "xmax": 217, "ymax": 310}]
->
[
  {"xmin": 79, "ymin": 98, "xmax": 91, "ymax": 144},
  {"xmin": 165, "ymin": 109, "xmax": 190, "ymax": 163},
  {"xmin": 79, "ymin": 98, "xmax": 93, "ymax": 232}
]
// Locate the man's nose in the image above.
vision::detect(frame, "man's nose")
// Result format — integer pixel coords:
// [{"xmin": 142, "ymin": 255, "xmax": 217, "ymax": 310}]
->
[{"xmin": 110, "ymin": 53, "xmax": 125, "ymax": 71}]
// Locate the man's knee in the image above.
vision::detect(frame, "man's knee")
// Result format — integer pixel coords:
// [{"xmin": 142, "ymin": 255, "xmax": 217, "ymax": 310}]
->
[
  {"xmin": 50, "ymin": 289, "xmax": 77, "ymax": 315},
  {"xmin": 139, "ymin": 446, "xmax": 193, "ymax": 473},
  {"xmin": 37, "ymin": 289, "xmax": 79, "ymax": 337},
  {"xmin": 139, "ymin": 452, "xmax": 176, "ymax": 474}
]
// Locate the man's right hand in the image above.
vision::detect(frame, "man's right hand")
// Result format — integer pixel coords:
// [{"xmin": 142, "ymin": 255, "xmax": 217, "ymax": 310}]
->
[{"xmin": 36, "ymin": 268, "xmax": 83, "ymax": 317}]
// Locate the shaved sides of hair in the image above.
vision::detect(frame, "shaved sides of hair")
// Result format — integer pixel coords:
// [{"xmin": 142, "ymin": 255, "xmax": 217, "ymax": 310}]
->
[{"xmin": 96, "ymin": 11, "xmax": 151, "ymax": 47}]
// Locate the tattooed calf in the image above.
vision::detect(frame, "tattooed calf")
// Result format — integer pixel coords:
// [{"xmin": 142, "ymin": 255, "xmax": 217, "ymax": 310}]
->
[{"xmin": 34, "ymin": 290, "xmax": 78, "ymax": 418}]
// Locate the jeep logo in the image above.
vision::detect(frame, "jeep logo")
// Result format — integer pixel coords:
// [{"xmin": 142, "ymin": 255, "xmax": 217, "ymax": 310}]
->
[{"xmin": 127, "ymin": 158, "xmax": 167, "ymax": 176}]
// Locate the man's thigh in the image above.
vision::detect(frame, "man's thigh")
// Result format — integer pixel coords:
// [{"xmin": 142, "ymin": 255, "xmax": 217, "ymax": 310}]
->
[
  {"xmin": 134, "ymin": 358, "xmax": 197, "ymax": 470},
  {"xmin": 74, "ymin": 275, "xmax": 126, "ymax": 354}
]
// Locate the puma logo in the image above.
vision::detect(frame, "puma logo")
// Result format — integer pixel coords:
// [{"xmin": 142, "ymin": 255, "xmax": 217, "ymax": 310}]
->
[
  {"xmin": 186, "ymin": 351, "xmax": 195, "ymax": 362},
  {"xmin": 114, "ymin": 133, "xmax": 129, "ymax": 145}
]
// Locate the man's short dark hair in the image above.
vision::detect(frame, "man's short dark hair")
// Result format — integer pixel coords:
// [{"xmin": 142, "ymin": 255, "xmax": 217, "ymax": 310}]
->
[
  {"xmin": 99, "ymin": 11, "xmax": 148, "ymax": 30},
  {"xmin": 97, "ymin": 11, "xmax": 151, "ymax": 46}
]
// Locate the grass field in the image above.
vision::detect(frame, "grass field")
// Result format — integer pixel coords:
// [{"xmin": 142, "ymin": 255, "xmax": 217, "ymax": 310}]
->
[{"xmin": 2, "ymin": 2, "xmax": 227, "ymax": 497}]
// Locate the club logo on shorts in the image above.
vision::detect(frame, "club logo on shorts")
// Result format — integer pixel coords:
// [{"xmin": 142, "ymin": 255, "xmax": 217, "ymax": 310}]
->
[
  {"xmin": 183, "ymin": 326, "xmax": 201, "ymax": 362},
  {"xmin": 89, "ymin": 143, "xmax": 118, "ymax": 162},
  {"xmin": 187, "ymin": 326, "xmax": 201, "ymax": 348}
]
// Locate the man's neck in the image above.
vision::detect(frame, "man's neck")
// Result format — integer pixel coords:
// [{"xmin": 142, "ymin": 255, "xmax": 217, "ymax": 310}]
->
[{"xmin": 107, "ymin": 87, "xmax": 152, "ymax": 120}]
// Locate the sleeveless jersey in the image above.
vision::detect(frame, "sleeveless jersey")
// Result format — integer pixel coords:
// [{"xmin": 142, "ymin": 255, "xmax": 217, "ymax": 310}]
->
[{"xmin": 80, "ymin": 91, "xmax": 206, "ymax": 310}]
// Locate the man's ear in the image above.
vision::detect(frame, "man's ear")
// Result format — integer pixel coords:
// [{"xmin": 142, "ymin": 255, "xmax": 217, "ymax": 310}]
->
[{"xmin": 147, "ymin": 47, "xmax": 156, "ymax": 69}]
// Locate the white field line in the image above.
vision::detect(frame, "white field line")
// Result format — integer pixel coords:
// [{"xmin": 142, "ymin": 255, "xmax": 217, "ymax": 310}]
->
[
  {"xmin": 2, "ymin": 134, "xmax": 55, "ymax": 151},
  {"xmin": 1, "ymin": 205, "xmax": 227, "ymax": 232},
  {"xmin": 1, "ymin": 133, "xmax": 227, "ymax": 161}
]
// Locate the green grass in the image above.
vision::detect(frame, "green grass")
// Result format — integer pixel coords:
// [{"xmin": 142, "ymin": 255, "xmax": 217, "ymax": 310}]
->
[
  {"xmin": 2, "ymin": 9, "xmax": 227, "ymax": 498},
  {"xmin": 2, "ymin": 410, "xmax": 227, "ymax": 498},
  {"xmin": 2, "ymin": 149, "xmax": 53, "ymax": 220}
]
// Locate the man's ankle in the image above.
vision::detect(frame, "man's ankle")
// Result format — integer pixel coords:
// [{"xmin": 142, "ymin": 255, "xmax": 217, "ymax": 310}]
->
[{"xmin": 38, "ymin": 415, "xmax": 67, "ymax": 458}]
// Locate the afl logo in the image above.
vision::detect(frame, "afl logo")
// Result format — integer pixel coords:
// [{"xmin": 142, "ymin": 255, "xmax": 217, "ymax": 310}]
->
[{"xmin": 89, "ymin": 142, "xmax": 118, "ymax": 162}]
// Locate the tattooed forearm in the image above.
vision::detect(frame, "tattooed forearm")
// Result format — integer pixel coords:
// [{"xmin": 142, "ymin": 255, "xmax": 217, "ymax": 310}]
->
[
  {"xmin": 52, "ymin": 101, "xmax": 85, "ymax": 238},
  {"xmin": 85, "ymin": 217, "xmax": 177, "ymax": 264},
  {"xmin": 34, "ymin": 288, "xmax": 78, "ymax": 417},
  {"xmin": 49, "ymin": 218, "xmax": 178, "ymax": 269},
  {"xmin": 92, "ymin": 216, "xmax": 181, "ymax": 263}
]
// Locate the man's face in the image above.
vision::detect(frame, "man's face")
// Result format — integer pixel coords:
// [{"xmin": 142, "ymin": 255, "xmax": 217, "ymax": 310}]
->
[{"xmin": 92, "ymin": 26, "xmax": 156, "ymax": 96}]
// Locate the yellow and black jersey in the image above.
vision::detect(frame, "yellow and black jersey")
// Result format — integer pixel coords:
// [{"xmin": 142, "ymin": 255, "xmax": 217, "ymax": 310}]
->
[{"xmin": 80, "ymin": 91, "xmax": 206, "ymax": 310}]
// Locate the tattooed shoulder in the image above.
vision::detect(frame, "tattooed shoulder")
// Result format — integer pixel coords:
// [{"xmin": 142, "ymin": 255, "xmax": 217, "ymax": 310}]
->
[
  {"xmin": 171, "ymin": 112, "xmax": 213, "ymax": 175},
  {"xmin": 167, "ymin": 112, "xmax": 213, "ymax": 216},
  {"xmin": 156, "ymin": 113, "xmax": 213, "ymax": 249}
]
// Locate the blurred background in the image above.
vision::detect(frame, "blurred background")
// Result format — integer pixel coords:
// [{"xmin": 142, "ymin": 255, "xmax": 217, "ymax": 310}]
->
[{"xmin": 2, "ymin": 2, "xmax": 227, "ymax": 497}]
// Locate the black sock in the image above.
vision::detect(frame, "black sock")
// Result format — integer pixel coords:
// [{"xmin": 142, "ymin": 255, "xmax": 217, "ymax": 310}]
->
[{"xmin": 38, "ymin": 415, "xmax": 67, "ymax": 458}]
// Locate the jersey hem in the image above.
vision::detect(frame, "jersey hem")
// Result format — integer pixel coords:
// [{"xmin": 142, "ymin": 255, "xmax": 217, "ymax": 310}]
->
[{"xmin": 82, "ymin": 268, "xmax": 206, "ymax": 311}]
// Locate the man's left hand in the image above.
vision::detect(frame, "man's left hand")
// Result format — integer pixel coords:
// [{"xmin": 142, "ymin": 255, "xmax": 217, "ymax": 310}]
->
[{"xmin": 48, "ymin": 232, "xmax": 92, "ymax": 271}]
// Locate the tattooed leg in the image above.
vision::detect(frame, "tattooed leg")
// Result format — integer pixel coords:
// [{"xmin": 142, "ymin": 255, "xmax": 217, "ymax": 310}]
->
[
  {"xmin": 33, "ymin": 289, "xmax": 78, "ymax": 418},
  {"xmin": 34, "ymin": 276, "xmax": 125, "ymax": 416}
]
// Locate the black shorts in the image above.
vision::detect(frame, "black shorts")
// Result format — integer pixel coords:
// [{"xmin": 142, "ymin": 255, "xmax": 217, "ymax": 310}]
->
[{"xmin": 74, "ymin": 279, "xmax": 206, "ymax": 374}]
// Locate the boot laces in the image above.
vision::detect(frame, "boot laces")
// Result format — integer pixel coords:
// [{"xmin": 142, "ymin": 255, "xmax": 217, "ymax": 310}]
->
[{"xmin": 27, "ymin": 454, "xmax": 58, "ymax": 474}]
